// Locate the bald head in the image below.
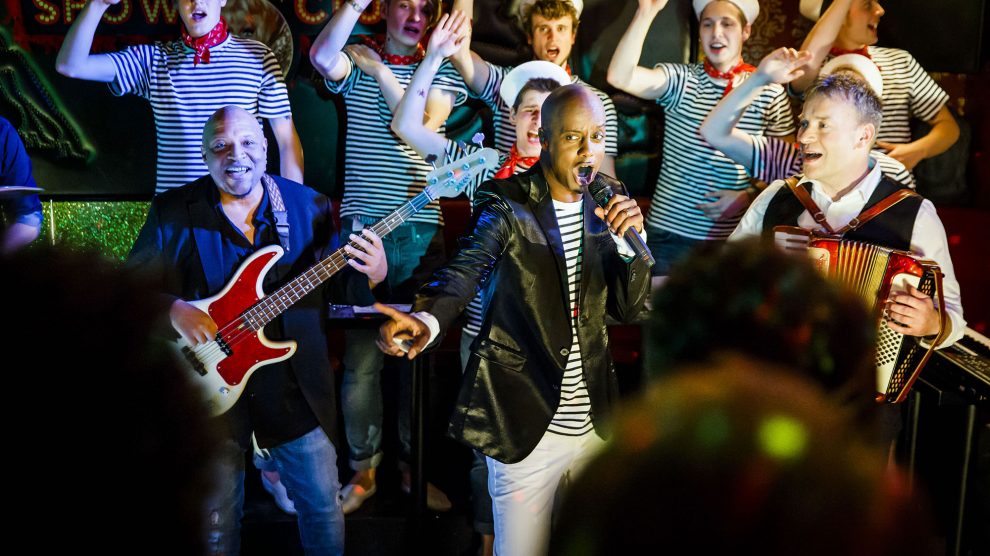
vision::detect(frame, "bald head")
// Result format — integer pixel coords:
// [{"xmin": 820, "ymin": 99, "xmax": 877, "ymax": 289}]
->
[
  {"xmin": 202, "ymin": 106, "xmax": 264, "ymax": 153},
  {"xmin": 540, "ymin": 84, "xmax": 604, "ymax": 135}
]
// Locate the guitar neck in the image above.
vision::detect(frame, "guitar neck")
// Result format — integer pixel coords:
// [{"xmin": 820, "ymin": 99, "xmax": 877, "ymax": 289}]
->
[{"xmin": 244, "ymin": 189, "xmax": 438, "ymax": 329}]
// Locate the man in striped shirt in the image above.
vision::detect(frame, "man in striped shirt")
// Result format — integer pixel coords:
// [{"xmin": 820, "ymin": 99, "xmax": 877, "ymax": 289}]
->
[
  {"xmin": 389, "ymin": 12, "xmax": 569, "ymax": 551},
  {"xmin": 608, "ymin": 0, "xmax": 795, "ymax": 275},
  {"xmin": 792, "ymin": 0, "xmax": 959, "ymax": 171},
  {"xmin": 377, "ymin": 84, "xmax": 651, "ymax": 556},
  {"xmin": 56, "ymin": 0, "xmax": 302, "ymax": 194},
  {"xmin": 309, "ymin": 0, "xmax": 468, "ymax": 513},
  {"xmin": 450, "ymin": 0, "xmax": 619, "ymax": 176}
]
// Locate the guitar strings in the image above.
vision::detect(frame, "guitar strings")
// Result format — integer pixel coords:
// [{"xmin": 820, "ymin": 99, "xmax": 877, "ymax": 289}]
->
[{"xmin": 192, "ymin": 192, "xmax": 436, "ymax": 365}]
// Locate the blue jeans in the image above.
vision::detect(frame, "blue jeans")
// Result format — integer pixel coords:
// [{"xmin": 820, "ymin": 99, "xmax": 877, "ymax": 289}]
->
[
  {"xmin": 206, "ymin": 427, "xmax": 345, "ymax": 555},
  {"xmin": 461, "ymin": 331, "xmax": 495, "ymax": 535},
  {"xmin": 645, "ymin": 226, "xmax": 708, "ymax": 276},
  {"xmin": 339, "ymin": 221, "xmax": 443, "ymax": 470}
]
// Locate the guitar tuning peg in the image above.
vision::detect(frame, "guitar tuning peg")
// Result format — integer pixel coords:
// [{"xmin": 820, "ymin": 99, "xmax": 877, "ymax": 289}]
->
[
  {"xmin": 455, "ymin": 142, "xmax": 472, "ymax": 170},
  {"xmin": 425, "ymin": 153, "xmax": 439, "ymax": 169},
  {"xmin": 471, "ymin": 133, "xmax": 485, "ymax": 149}
]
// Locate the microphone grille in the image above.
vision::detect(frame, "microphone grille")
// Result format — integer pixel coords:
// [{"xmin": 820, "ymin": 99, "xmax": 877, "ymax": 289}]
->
[{"xmin": 588, "ymin": 175, "xmax": 614, "ymax": 207}]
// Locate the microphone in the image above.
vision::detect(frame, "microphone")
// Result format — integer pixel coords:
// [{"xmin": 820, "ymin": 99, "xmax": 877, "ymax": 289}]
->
[{"xmin": 588, "ymin": 173, "xmax": 655, "ymax": 268}]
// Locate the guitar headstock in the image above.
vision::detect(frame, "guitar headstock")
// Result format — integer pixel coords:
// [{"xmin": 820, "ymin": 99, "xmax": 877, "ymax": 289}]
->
[{"xmin": 424, "ymin": 148, "xmax": 500, "ymax": 200}]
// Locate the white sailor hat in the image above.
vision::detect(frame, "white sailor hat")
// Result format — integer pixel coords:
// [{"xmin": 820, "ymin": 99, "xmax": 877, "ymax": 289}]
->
[
  {"xmin": 799, "ymin": 0, "xmax": 825, "ymax": 21},
  {"xmin": 516, "ymin": 0, "xmax": 584, "ymax": 21},
  {"xmin": 499, "ymin": 60, "xmax": 572, "ymax": 108},
  {"xmin": 821, "ymin": 54, "xmax": 884, "ymax": 97},
  {"xmin": 692, "ymin": 0, "xmax": 760, "ymax": 25}
]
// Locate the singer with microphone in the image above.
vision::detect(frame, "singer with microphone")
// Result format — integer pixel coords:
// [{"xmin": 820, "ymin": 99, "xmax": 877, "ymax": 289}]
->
[{"xmin": 375, "ymin": 84, "xmax": 650, "ymax": 556}]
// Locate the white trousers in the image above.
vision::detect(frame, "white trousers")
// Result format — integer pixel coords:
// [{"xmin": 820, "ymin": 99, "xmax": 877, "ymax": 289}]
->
[{"xmin": 487, "ymin": 428, "xmax": 605, "ymax": 556}]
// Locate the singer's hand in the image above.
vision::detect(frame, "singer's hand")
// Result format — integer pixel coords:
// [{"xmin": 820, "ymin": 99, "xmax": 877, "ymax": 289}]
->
[
  {"xmin": 595, "ymin": 194, "xmax": 644, "ymax": 237},
  {"xmin": 375, "ymin": 303, "xmax": 431, "ymax": 359}
]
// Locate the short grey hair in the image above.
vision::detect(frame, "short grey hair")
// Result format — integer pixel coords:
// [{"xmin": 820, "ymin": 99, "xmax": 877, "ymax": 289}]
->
[{"xmin": 805, "ymin": 73, "xmax": 883, "ymax": 134}]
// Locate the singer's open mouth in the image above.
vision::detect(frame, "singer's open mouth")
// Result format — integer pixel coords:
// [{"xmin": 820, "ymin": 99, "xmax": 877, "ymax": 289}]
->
[{"xmin": 577, "ymin": 165, "xmax": 594, "ymax": 186}]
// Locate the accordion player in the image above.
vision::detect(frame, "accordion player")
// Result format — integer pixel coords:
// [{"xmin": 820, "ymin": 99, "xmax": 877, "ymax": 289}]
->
[
  {"xmin": 718, "ymin": 71, "xmax": 966, "ymax": 403},
  {"xmin": 763, "ymin": 168, "xmax": 966, "ymax": 402}
]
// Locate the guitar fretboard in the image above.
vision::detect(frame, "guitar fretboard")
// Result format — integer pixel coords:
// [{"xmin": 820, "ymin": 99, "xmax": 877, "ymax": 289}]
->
[{"xmin": 242, "ymin": 188, "xmax": 437, "ymax": 330}]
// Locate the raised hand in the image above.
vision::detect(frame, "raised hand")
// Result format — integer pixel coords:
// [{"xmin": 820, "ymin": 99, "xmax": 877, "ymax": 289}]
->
[
  {"xmin": 427, "ymin": 10, "xmax": 469, "ymax": 59},
  {"xmin": 755, "ymin": 47, "xmax": 813, "ymax": 85},
  {"xmin": 638, "ymin": 0, "xmax": 670, "ymax": 15}
]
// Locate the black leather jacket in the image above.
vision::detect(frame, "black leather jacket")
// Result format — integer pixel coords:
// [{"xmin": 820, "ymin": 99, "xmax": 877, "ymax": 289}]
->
[{"xmin": 414, "ymin": 167, "xmax": 651, "ymax": 463}]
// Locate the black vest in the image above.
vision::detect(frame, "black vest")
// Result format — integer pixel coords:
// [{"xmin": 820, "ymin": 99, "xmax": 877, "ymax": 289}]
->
[{"xmin": 762, "ymin": 176, "xmax": 924, "ymax": 251}]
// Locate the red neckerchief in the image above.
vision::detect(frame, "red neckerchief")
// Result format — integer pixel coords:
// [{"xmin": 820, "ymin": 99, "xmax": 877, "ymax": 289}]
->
[
  {"xmin": 829, "ymin": 45, "xmax": 871, "ymax": 59},
  {"xmin": 703, "ymin": 58, "xmax": 756, "ymax": 97},
  {"xmin": 361, "ymin": 34, "xmax": 425, "ymax": 65},
  {"xmin": 562, "ymin": 62, "xmax": 572, "ymax": 77},
  {"xmin": 494, "ymin": 145, "xmax": 539, "ymax": 179},
  {"xmin": 181, "ymin": 17, "xmax": 228, "ymax": 66}
]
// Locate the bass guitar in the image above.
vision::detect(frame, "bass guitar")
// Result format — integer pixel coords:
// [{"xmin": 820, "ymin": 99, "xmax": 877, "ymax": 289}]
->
[{"xmin": 177, "ymin": 149, "xmax": 498, "ymax": 415}]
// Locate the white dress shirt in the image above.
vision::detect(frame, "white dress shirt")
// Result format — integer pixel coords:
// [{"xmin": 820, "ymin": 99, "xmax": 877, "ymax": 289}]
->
[{"xmin": 731, "ymin": 160, "xmax": 965, "ymax": 347}]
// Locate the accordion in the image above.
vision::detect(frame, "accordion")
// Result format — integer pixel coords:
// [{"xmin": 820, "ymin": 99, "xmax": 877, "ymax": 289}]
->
[{"xmin": 775, "ymin": 227, "xmax": 948, "ymax": 403}]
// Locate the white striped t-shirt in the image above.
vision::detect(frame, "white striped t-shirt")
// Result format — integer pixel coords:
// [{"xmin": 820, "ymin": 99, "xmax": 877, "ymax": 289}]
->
[
  {"xmin": 325, "ymin": 48, "xmax": 468, "ymax": 226},
  {"xmin": 107, "ymin": 35, "xmax": 292, "ymax": 194},
  {"xmin": 649, "ymin": 63, "xmax": 795, "ymax": 240},
  {"xmin": 749, "ymin": 136, "xmax": 916, "ymax": 188},
  {"xmin": 474, "ymin": 62, "xmax": 619, "ymax": 158},
  {"xmin": 546, "ymin": 198, "xmax": 593, "ymax": 437},
  {"xmin": 844, "ymin": 47, "xmax": 951, "ymax": 144}
]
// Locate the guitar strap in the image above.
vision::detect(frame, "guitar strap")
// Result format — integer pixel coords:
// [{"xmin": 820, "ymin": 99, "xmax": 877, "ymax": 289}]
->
[{"xmin": 262, "ymin": 174, "xmax": 290, "ymax": 252}]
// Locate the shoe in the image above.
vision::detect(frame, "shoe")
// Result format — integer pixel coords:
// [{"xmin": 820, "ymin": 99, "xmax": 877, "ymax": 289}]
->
[
  {"xmin": 261, "ymin": 472, "xmax": 297, "ymax": 515},
  {"xmin": 401, "ymin": 476, "xmax": 453, "ymax": 512},
  {"xmin": 340, "ymin": 482, "xmax": 377, "ymax": 514}
]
